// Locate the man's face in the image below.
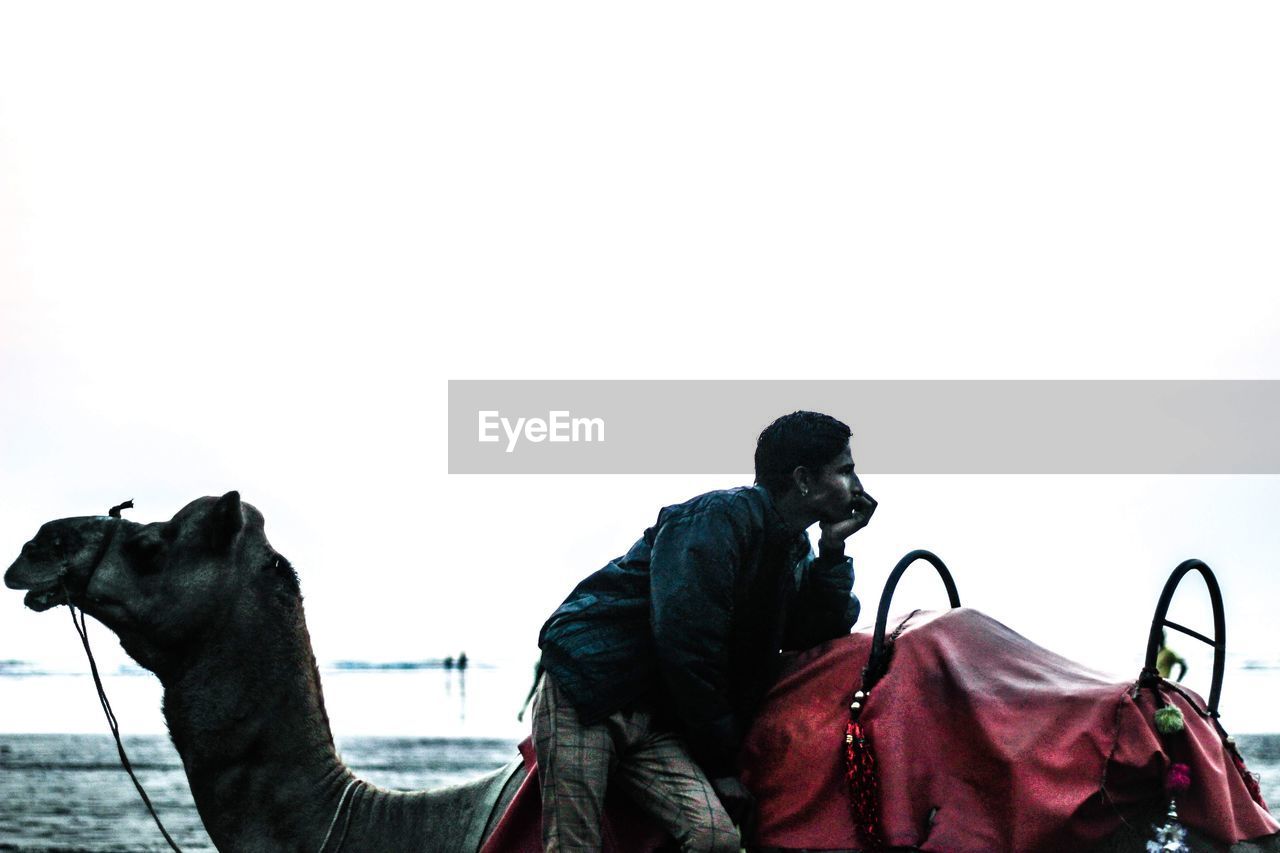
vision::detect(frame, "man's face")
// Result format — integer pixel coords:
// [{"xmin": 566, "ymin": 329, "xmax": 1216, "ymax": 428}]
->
[{"xmin": 806, "ymin": 445, "xmax": 863, "ymax": 524}]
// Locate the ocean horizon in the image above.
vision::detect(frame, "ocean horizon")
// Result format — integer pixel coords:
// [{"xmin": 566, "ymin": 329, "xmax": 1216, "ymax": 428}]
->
[
  {"xmin": 3, "ymin": 657, "xmax": 1278, "ymax": 737},
  {"xmin": 0, "ymin": 662, "xmax": 537, "ymax": 740}
]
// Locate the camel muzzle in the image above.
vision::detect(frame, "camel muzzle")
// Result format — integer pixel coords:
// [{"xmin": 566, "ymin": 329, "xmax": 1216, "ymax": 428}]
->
[{"xmin": 6, "ymin": 515, "xmax": 134, "ymax": 612}]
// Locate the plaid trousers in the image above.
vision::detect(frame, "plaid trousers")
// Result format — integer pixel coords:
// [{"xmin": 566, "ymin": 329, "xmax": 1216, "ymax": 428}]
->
[{"xmin": 531, "ymin": 672, "xmax": 741, "ymax": 853}]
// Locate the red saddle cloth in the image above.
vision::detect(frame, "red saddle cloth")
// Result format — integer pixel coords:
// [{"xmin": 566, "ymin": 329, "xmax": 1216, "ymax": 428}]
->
[
  {"xmin": 482, "ymin": 608, "xmax": 1275, "ymax": 851},
  {"xmin": 740, "ymin": 607, "xmax": 1277, "ymax": 852}
]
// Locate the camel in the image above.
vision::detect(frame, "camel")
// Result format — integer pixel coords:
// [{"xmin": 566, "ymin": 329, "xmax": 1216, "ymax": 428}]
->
[{"xmin": 4, "ymin": 492, "xmax": 527, "ymax": 852}]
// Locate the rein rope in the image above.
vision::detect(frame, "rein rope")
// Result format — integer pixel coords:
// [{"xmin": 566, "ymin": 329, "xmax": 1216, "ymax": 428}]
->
[{"xmin": 67, "ymin": 593, "xmax": 185, "ymax": 852}]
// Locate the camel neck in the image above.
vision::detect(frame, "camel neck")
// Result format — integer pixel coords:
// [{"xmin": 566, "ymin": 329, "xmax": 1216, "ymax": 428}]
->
[
  {"xmin": 158, "ymin": 598, "xmax": 491, "ymax": 852},
  {"xmin": 161, "ymin": 598, "xmax": 352, "ymax": 851}
]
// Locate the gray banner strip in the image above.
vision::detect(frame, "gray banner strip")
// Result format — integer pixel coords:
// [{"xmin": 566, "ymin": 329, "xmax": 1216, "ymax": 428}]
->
[{"xmin": 448, "ymin": 380, "xmax": 1280, "ymax": 474}]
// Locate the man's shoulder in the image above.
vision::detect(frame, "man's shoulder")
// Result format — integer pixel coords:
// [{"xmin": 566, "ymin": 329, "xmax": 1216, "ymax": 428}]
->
[{"xmin": 656, "ymin": 485, "xmax": 768, "ymax": 530}]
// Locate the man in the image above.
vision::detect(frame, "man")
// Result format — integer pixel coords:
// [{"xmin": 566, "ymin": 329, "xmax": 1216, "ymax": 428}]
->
[
  {"xmin": 1157, "ymin": 630, "xmax": 1189, "ymax": 682},
  {"xmin": 534, "ymin": 411, "xmax": 874, "ymax": 851}
]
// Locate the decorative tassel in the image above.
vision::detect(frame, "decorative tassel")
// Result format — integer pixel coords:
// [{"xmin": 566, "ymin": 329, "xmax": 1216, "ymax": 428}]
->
[
  {"xmin": 1165, "ymin": 763, "xmax": 1191, "ymax": 794},
  {"xmin": 1144, "ymin": 689, "xmax": 1190, "ymax": 853},
  {"xmin": 1154, "ymin": 705, "xmax": 1185, "ymax": 734},
  {"xmin": 845, "ymin": 708, "xmax": 884, "ymax": 850}
]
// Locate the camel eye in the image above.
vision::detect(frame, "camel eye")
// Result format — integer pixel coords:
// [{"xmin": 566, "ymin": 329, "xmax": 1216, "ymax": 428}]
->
[{"xmin": 33, "ymin": 531, "xmax": 66, "ymax": 559}]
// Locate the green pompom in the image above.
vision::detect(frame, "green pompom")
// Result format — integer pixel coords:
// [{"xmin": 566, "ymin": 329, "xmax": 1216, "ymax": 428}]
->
[{"xmin": 1155, "ymin": 705, "xmax": 1185, "ymax": 734}]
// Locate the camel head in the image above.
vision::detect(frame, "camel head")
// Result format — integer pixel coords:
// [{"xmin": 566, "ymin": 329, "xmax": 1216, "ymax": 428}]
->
[{"xmin": 5, "ymin": 492, "xmax": 291, "ymax": 677}]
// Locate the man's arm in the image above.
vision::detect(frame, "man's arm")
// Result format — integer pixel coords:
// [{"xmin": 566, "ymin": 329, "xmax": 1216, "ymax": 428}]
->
[
  {"xmin": 649, "ymin": 507, "xmax": 746, "ymax": 778},
  {"xmin": 783, "ymin": 543, "xmax": 859, "ymax": 651},
  {"xmin": 783, "ymin": 501, "xmax": 869, "ymax": 648}
]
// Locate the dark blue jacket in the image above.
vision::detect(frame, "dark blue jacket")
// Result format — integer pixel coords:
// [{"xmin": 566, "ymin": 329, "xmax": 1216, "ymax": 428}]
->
[{"xmin": 538, "ymin": 484, "xmax": 859, "ymax": 776}]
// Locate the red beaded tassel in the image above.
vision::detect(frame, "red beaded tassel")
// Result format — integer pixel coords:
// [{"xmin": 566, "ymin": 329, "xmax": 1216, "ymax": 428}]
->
[{"xmin": 845, "ymin": 690, "xmax": 884, "ymax": 850}]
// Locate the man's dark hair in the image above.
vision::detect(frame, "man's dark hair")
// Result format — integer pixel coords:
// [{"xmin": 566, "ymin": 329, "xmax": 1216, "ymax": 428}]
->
[{"xmin": 754, "ymin": 411, "xmax": 852, "ymax": 496}]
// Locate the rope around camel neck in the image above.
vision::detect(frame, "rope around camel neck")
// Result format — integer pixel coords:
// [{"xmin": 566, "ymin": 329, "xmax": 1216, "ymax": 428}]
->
[{"xmin": 317, "ymin": 778, "xmax": 360, "ymax": 853}]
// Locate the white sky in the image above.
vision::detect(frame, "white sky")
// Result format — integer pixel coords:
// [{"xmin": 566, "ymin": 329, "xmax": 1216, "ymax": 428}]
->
[{"xmin": 2, "ymin": 4, "xmax": 1279, "ymax": 734}]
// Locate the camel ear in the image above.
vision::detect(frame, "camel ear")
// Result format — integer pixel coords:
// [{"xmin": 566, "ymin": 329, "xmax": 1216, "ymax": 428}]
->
[{"xmin": 210, "ymin": 491, "xmax": 244, "ymax": 550}]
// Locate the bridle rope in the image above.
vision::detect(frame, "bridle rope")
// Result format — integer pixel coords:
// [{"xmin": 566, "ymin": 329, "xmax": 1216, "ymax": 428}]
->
[{"xmin": 68, "ymin": 592, "xmax": 184, "ymax": 852}]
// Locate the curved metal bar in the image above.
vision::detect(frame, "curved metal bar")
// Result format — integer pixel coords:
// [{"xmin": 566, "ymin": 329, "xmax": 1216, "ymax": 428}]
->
[
  {"xmin": 1142, "ymin": 558, "xmax": 1226, "ymax": 717},
  {"xmin": 864, "ymin": 549, "xmax": 961, "ymax": 690}
]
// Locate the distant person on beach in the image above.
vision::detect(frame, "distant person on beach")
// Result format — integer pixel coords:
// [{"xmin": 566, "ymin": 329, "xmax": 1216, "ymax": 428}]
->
[
  {"xmin": 1157, "ymin": 630, "xmax": 1189, "ymax": 682},
  {"xmin": 533, "ymin": 411, "xmax": 875, "ymax": 851}
]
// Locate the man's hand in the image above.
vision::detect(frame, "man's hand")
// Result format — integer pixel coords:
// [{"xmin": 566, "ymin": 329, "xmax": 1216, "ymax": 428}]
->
[
  {"xmin": 710, "ymin": 775, "xmax": 757, "ymax": 839},
  {"xmin": 818, "ymin": 492, "xmax": 877, "ymax": 553}
]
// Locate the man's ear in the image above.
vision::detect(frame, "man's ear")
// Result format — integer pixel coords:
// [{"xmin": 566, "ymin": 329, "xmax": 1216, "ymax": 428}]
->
[{"xmin": 210, "ymin": 491, "xmax": 244, "ymax": 550}]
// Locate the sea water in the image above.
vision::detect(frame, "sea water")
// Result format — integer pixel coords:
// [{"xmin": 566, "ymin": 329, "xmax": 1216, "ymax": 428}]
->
[{"xmin": 0, "ymin": 733, "xmax": 520, "ymax": 851}]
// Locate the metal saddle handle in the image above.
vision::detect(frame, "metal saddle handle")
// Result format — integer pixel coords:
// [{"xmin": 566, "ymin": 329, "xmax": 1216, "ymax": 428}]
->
[
  {"xmin": 863, "ymin": 549, "xmax": 962, "ymax": 691},
  {"xmin": 1142, "ymin": 558, "xmax": 1226, "ymax": 718}
]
